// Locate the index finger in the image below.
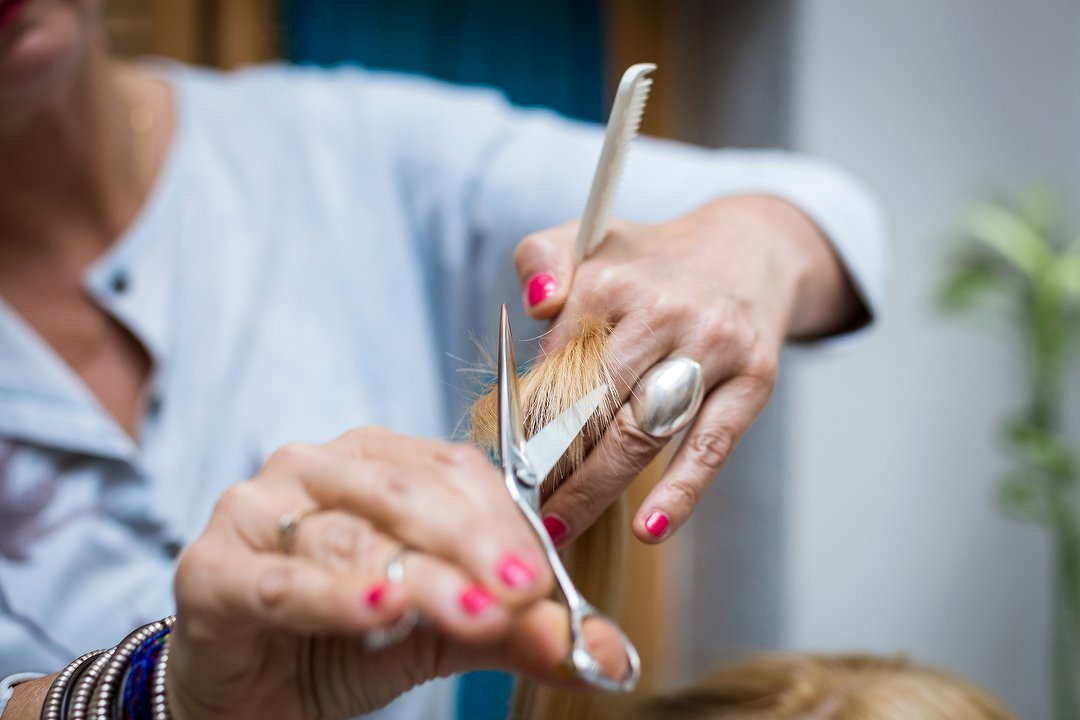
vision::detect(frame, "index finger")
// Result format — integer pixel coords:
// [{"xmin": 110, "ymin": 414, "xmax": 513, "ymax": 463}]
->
[
  {"xmin": 514, "ymin": 221, "xmax": 579, "ymax": 320},
  {"xmin": 538, "ymin": 319, "xmax": 750, "ymax": 545},
  {"xmin": 262, "ymin": 433, "xmax": 553, "ymax": 606}
]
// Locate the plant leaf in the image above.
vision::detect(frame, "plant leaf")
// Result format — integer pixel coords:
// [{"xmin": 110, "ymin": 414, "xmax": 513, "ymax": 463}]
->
[
  {"xmin": 1052, "ymin": 248, "xmax": 1080, "ymax": 302},
  {"xmin": 1017, "ymin": 186, "xmax": 1059, "ymax": 240},
  {"xmin": 997, "ymin": 470, "xmax": 1050, "ymax": 524},
  {"xmin": 938, "ymin": 265, "xmax": 1016, "ymax": 313},
  {"xmin": 1002, "ymin": 418, "xmax": 1077, "ymax": 480},
  {"xmin": 967, "ymin": 203, "xmax": 1054, "ymax": 280}
]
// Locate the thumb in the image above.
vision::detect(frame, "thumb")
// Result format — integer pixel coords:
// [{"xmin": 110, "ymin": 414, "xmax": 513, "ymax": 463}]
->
[
  {"xmin": 514, "ymin": 222, "xmax": 578, "ymax": 320},
  {"xmin": 437, "ymin": 598, "xmax": 632, "ymax": 688}
]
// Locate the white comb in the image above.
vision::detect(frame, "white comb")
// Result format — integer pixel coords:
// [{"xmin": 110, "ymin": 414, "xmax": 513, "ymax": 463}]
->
[{"xmin": 572, "ymin": 63, "xmax": 656, "ymax": 265}]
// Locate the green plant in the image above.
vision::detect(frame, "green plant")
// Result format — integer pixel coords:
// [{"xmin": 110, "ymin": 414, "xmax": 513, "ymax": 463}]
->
[{"xmin": 939, "ymin": 189, "xmax": 1080, "ymax": 720}]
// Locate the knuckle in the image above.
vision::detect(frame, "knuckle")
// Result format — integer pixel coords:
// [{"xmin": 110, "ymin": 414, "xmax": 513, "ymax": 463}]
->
[
  {"xmin": 380, "ymin": 470, "xmax": 412, "ymax": 505},
  {"xmin": 686, "ymin": 427, "xmax": 736, "ymax": 471},
  {"xmin": 255, "ymin": 564, "xmax": 295, "ymax": 611},
  {"xmin": 743, "ymin": 347, "xmax": 780, "ymax": 390},
  {"xmin": 319, "ymin": 521, "xmax": 365, "ymax": 564},
  {"xmin": 606, "ymin": 218, "xmax": 632, "ymax": 237},
  {"xmin": 436, "ymin": 443, "xmax": 487, "ymax": 472},
  {"xmin": 663, "ymin": 477, "xmax": 702, "ymax": 511},
  {"xmin": 699, "ymin": 306, "xmax": 739, "ymax": 348},
  {"xmin": 338, "ymin": 426, "xmax": 395, "ymax": 457},
  {"xmin": 212, "ymin": 481, "xmax": 258, "ymax": 519},
  {"xmin": 617, "ymin": 411, "xmax": 666, "ymax": 466},
  {"xmin": 266, "ymin": 442, "xmax": 319, "ymax": 472},
  {"xmin": 556, "ymin": 480, "xmax": 606, "ymax": 523},
  {"xmin": 645, "ymin": 296, "xmax": 678, "ymax": 325},
  {"xmin": 339, "ymin": 427, "xmax": 369, "ymax": 448},
  {"xmin": 590, "ymin": 265, "xmax": 629, "ymax": 301}
]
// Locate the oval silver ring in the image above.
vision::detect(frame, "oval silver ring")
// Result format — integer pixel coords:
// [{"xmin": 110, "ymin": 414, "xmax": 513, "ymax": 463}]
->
[{"xmin": 630, "ymin": 357, "xmax": 705, "ymax": 438}]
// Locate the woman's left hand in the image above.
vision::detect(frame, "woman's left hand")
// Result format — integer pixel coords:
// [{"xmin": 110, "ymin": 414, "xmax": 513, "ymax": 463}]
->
[{"xmin": 513, "ymin": 194, "xmax": 866, "ymax": 546}]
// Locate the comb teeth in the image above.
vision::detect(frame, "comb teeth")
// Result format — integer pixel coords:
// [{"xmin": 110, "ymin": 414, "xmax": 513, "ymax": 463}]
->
[
  {"xmin": 592, "ymin": 78, "xmax": 651, "ymax": 248},
  {"xmin": 573, "ymin": 64, "xmax": 656, "ymax": 264}
]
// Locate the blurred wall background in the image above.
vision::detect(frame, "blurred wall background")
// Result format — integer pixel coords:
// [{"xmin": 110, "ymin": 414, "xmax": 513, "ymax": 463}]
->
[
  {"xmin": 106, "ymin": 1, "xmax": 1076, "ymax": 717},
  {"xmin": 784, "ymin": 3, "xmax": 1078, "ymax": 719}
]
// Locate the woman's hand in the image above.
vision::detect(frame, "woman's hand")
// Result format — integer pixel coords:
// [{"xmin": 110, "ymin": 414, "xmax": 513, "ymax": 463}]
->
[
  {"xmin": 514, "ymin": 195, "xmax": 866, "ymax": 546},
  {"xmin": 167, "ymin": 428, "xmax": 627, "ymax": 720}
]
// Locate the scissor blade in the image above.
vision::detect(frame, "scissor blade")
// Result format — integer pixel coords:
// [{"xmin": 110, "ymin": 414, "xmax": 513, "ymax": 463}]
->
[
  {"xmin": 497, "ymin": 305, "xmax": 526, "ymax": 468},
  {"xmin": 523, "ymin": 383, "xmax": 608, "ymax": 482}
]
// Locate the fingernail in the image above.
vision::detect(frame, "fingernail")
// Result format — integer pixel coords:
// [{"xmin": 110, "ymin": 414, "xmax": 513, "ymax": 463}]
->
[
  {"xmin": 527, "ymin": 272, "xmax": 557, "ymax": 306},
  {"xmin": 460, "ymin": 585, "xmax": 496, "ymax": 615},
  {"xmin": 365, "ymin": 582, "xmax": 389, "ymax": 607},
  {"xmin": 498, "ymin": 554, "xmax": 536, "ymax": 589},
  {"xmin": 644, "ymin": 511, "xmax": 670, "ymax": 538},
  {"xmin": 543, "ymin": 515, "xmax": 568, "ymax": 544}
]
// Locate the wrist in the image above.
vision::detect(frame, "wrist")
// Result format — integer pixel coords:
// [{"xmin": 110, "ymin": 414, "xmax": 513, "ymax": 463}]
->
[
  {"xmin": 698, "ymin": 194, "xmax": 865, "ymax": 340},
  {"xmin": 3, "ymin": 675, "xmax": 53, "ymax": 720}
]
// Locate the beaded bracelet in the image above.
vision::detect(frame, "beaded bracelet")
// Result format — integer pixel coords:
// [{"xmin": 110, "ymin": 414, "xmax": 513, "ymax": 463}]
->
[
  {"xmin": 121, "ymin": 627, "xmax": 170, "ymax": 720},
  {"xmin": 40, "ymin": 616, "xmax": 175, "ymax": 720}
]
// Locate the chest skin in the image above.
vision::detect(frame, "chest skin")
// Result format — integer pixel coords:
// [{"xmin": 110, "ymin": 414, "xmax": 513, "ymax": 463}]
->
[{"xmin": 0, "ymin": 265, "xmax": 151, "ymax": 440}]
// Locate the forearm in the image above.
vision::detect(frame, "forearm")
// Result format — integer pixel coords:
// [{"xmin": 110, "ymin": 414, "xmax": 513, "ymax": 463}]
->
[{"xmin": 3, "ymin": 675, "xmax": 53, "ymax": 720}]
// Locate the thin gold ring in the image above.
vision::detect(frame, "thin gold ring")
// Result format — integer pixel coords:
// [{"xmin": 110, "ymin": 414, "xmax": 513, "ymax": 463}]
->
[{"xmin": 276, "ymin": 507, "xmax": 319, "ymax": 554}]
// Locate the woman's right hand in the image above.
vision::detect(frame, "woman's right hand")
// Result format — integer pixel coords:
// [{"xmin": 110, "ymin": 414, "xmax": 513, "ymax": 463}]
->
[{"xmin": 166, "ymin": 427, "xmax": 626, "ymax": 720}]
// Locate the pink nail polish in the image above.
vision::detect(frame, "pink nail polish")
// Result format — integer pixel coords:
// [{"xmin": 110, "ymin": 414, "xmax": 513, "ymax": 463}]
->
[
  {"xmin": 644, "ymin": 511, "xmax": 669, "ymax": 538},
  {"xmin": 460, "ymin": 585, "xmax": 496, "ymax": 615},
  {"xmin": 543, "ymin": 515, "xmax": 568, "ymax": 544},
  {"xmin": 527, "ymin": 272, "xmax": 557, "ymax": 306},
  {"xmin": 498, "ymin": 554, "xmax": 536, "ymax": 588},
  {"xmin": 365, "ymin": 583, "xmax": 388, "ymax": 607}
]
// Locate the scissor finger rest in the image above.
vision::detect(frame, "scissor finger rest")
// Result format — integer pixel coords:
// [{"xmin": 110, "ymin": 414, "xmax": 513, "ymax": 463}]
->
[
  {"xmin": 561, "ymin": 599, "xmax": 641, "ymax": 693},
  {"xmin": 504, "ymin": 468, "xmax": 641, "ymax": 692}
]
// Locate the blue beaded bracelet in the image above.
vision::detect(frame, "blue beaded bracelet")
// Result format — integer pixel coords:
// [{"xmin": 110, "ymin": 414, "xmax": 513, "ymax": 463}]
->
[{"xmin": 121, "ymin": 628, "xmax": 171, "ymax": 720}]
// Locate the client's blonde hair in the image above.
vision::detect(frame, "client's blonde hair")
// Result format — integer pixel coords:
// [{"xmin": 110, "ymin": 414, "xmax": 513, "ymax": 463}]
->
[
  {"xmin": 469, "ymin": 315, "xmax": 627, "ymax": 720},
  {"xmin": 633, "ymin": 653, "xmax": 1013, "ymax": 720}
]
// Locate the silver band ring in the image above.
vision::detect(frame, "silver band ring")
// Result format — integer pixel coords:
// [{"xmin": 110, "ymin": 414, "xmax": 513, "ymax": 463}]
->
[
  {"xmin": 365, "ymin": 545, "xmax": 420, "ymax": 651},
  {"xmin": 385, "ymin": 545, "xmax": 409, "ymax": 584},
  {"xmin": 276, "ymin": 507, "xmax": 319, "ymax": 554},
  {"xmin": 630, "ymin": 357, "xmax": 705, "ymax": 438}
]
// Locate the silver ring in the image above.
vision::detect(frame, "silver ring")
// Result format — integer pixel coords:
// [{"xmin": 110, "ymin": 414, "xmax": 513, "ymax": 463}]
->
[
  {"xmin": 276, "ymin": 507, "xmax": 319, "ymax": 554},
  {"xmin": 385, "ymin": 545, "xmax": 408, "ymax": 584},
  {"xmin": 630, "ymin": 357, "xmax": 705, "ymax": 438},
  {"xmin": 365, "ymin": 546, "xmax": 420, "ymax": 651}
]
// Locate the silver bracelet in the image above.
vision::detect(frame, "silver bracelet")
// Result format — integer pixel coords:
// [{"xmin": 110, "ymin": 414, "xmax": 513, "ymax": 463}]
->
[
  {"xmin": 41, "ymin": 615, "xmax": 176, "ymax": 720},
  {"xmin": 40, "ymin": 649, "xmax": 108, "ymax": 720},
  {"xmin": 69, "ymin": 650, "xmax": 114, "ymax": 720}
]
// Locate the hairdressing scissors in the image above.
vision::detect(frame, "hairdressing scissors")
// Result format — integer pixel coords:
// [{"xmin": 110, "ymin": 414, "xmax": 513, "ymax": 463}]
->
[{"xmin": 496, "ymin": 304, "xmax": 641, "ymax": 693}]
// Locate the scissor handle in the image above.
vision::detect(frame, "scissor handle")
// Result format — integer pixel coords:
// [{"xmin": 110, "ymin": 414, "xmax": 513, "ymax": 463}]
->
[
  {"xmin": 503, "ymin": 466, "xmax": 641, "ymax": 693},
  {"xmin": 561, "ymin": 598, "xmax": 642, "ymax": 693}
]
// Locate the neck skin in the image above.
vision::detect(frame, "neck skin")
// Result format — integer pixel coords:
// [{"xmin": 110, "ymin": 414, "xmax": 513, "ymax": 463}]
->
[
  {"xmin": 0, "ymin": 31, "xmax": 146, "ymax": 276},
  {"xmin": 0, "ymin": 30, "xmax": 170, "ymax": 439}
]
